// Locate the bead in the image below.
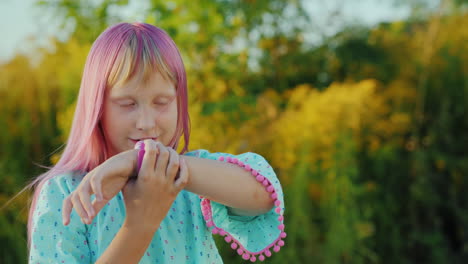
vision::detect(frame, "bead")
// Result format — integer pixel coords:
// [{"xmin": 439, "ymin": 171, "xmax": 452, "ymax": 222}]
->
[
  {"xmin": 259, "ymin": 255, "xmax": 265, "ymax": 261},
  {"xmin": 206, "ymin": 221, "xmax": 214, "ymax": 227},
  {"xmin": 219, "ymin": 230, "xmax": 226, "ymax": 236},
  {"xmin": 242, "ymin": 253, "xmax": 250, "ymax": 260},
  {"xmin": 225, "ymin": 236, "xmax": 232, "ymax": 243},
  {"xmin": 275, "ymin": 207, "xmax": 281, "ymax": 214},
  {"xmin": 250, "ymin": 256, "xmax": 256, "ymax": 262},
  {"xmin": 278, "ymin": 224, "xmax": 285, "ymax": 230},
  {"xmin": 271, "ymin": 193, "xmax": 278, "ymax": 199},
  {"xmin": 262, "ymin": 180, "xmax": 269, "ymax": 186},
  {"xmin": 278, "ymin": 240, "xmax": 285, "ymax": 246},
  {"xmin": 211, "ymin": 228, "xmax": 219, "ymax": 234},
  {"xmin": 231, "ymin": 242, "xmax": 238, "ymax": 249},
  {"xmin": 252, "ymin": 169, "xmax": 258, "ymax": 176},
  {"xmin": 238, "ymin": 161, "xmax": 244, "ymax": 166},
  {"xmin": 232, "ymin": 158, "xmax": 239, "ymax": 164},
  {"xmin": 273, "ymin": 246, "xmax": 280, "ymax": 252},
  {"xmin": 264, "ymin": 250, "xmax": 271, "ymax": 257},
  {"xmin": 237, "ymin": 248, "xmax": 243, "ymax": 255},
  {"xmin": 267, "ymin": 186, "xmax": 275, "ymax": 192},
  {"xmin": 245, "ymin": 164, "xmax": 251, "ymax": 171},
  {"xmin": 280, "ymin": 232, "xmax": 287, "ymax": 238},
  {"xmin": 202, "ymin": 211, "xmax": 210, "ymax": 218},
  {"xmin": 227, "ymin": 157, "xmax": 232, "ymax": 162},
  {"xmin": 275, "ymin": 200, "xmax": 281, "ymax": 207},
  {"xmin": 218, "ymin": 156, "xmax": 225, "ymax": 161},
  {"xmin": 256, "ymin": 175, "xmax": 264, "ymax": 182},
  {"xmin": 278, "ymin": 215, "xmax": 284, "ymax": 221}
]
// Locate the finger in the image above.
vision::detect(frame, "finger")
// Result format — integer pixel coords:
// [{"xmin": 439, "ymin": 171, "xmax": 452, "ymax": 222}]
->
[
  {"xmin": 90, "ymin": 176, "xmax": 104, "ymax": 202},
  {"xmin": 91, "ymin": 197, "xmax": 108, "ymax": 216},
  {"xmin": 78, "ymin": 184, "xmax": 95, "ymax": 220},
  {"xmin": 174, "ymin": 157, "xmax": 189, "ymax": 190},
  {"xmin": 62, "ymin": 195, "xmax": 73, "ymax": 226},
  {"xmin": 166, "ymin": 147, "xmax": 180, "ymax": 182},
  {"xmin": 71, "ymin": 193, "xmax": 90, "ymax": 224},
  {"xmin": 155, "ymin": 142, "xmax": 170, "ymax": 178},
  {"xmin": 89, "ymin": 177, "xmax": 104, "ymax": 221},
  {"xmin": 139, "ymin": 139, "xmax": 159, "ymax": 180}
]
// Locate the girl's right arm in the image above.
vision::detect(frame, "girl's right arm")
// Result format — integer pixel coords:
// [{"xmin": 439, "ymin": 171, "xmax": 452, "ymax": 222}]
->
[
  {"xmin": 62, "ymin": 148, "xmax": 139, "ymax": 226},
  {"xmin": 96, "ymin": 140, "xmax": 189, "ymax": 262},
  {"xmin": 95, "ymin": 222, "xmax": 158, "ymax": 263}
]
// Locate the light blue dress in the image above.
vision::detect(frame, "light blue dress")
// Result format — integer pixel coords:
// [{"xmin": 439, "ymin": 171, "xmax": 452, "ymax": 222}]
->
[{"xmin": 29, "ymin": 150, "xmax": 285, "ymax": 263}]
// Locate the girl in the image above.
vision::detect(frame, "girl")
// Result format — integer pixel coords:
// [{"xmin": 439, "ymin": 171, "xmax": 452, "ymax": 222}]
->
[{"xmin": 28, "ymin": 22, "xmax": 286, "ymax": 263}]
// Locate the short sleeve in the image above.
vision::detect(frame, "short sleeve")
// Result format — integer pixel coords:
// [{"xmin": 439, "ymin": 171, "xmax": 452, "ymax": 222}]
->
[
  {"xmin": 185, "ymin": 150, "xmax": 286, "ymax": 262},
  {"xmin": 29, "ymin": 173, "xmax": 91, "ymax": 263}
]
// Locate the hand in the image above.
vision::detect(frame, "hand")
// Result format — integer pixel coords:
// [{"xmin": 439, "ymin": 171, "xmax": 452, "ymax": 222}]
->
[
  {"xmin": 122, "ymin": 139, "xmax": 189, "ymax": 233},
  {"xmin": 62, "ymin": 148, "xmax": 138, "ymax": 225}
]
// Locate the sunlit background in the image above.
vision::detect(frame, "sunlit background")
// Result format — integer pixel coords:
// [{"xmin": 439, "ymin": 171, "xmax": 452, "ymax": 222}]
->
[{"xmin": 1, "ymin": 0, "xmax": 467, "ymax": 263}]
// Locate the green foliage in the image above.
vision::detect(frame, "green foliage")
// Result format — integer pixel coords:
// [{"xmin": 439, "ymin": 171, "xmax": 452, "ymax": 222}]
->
[{"xmin": 1, "ymin": 1, "xmax": 467, "ymax": 263}]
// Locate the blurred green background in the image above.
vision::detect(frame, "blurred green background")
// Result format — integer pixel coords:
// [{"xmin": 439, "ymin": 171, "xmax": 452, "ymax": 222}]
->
[{"xmin": 1, "ymin": 0, "xmax": 467, "ymax": 263}]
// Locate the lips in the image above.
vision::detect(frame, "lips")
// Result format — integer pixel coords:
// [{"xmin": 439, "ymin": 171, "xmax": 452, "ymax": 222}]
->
[{"xmin": 130, "ymin": 138, "xmax": 158, "ymax": 144}]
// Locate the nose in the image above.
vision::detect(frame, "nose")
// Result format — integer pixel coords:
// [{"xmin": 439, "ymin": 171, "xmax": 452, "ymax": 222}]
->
[{"xmin": 136, "ymin": 106, "xmax": 156, "ymax": 131}]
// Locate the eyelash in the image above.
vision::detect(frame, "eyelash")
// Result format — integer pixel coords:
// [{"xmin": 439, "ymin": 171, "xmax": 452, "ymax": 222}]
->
[
  {"xmin": 120, "ymin": 102, "xmax": 168, "ymax": 107},
  {"xmin": 122, "ymin": 103, "xmax": 135, "ymax": 107}
]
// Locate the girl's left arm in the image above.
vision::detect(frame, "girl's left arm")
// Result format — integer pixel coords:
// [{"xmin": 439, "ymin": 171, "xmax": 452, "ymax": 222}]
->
[
  {"xmin": 183, "ymin": 155, "xmax": 274, "ymax": 216},
  {"xmin": 184, "ymin": 151, "xmax": 286, "ymax": 262}
]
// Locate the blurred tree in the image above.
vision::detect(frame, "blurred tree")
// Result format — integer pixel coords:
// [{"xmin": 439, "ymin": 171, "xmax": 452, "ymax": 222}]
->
[{"xmin": 1, "ymin": 0, "xmax": 467, "ymax": 263}]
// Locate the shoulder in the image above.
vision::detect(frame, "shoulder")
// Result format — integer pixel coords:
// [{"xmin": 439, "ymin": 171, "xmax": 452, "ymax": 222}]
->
[
  {"xmin": 32, "ymin": 171, "xmax": 87, "ymax": 222},
  {"xmin": 38, "ymin": 170, "xmax": 86, "ymax": 197}
]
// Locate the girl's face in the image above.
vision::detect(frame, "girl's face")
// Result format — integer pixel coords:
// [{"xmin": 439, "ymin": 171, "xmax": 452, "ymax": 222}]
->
[{"xmin": 101, "ymin": 71, "xmax": 178, "ymax": 156}]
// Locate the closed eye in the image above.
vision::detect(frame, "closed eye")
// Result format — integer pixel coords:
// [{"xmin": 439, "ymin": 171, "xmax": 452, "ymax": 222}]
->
[
  {"xmin": 120, "ymin": 102, "xmax": 136, "ymax": 107},
  {"xmin": 155, "ymin": 96, "xmax": 175, "ymax": 106}
]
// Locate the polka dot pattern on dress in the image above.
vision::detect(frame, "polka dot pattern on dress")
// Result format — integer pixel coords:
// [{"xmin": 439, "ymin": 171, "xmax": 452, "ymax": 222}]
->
[{"xmin": 29, "ymin": 150, "xmax": 284, "ymax": 263}]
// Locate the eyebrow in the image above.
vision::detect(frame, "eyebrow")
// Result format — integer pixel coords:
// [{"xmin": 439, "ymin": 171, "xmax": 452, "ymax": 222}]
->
[{"xmin": 110, "ymin": 92, "xmax": 176, "ymax": 99}]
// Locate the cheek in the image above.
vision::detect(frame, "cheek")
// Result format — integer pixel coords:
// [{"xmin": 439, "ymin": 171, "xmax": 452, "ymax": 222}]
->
[
  {"xmin": 159, "ymin": 103, "xmax": 178, "ymax": 130},
  {"xmin": 102, "ymin": 105, "xmax": 131, "ymax": 133}
]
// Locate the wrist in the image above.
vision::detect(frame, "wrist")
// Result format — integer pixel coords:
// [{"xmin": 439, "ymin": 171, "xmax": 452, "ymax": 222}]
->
[{"xmin": 115, "ymin": 149, "xmax": 139, "ymax": 180}]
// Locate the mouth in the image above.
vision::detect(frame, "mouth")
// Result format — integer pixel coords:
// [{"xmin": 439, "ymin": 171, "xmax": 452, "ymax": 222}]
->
[{"xmin": 130, "ymin": 138, "xmax": 158, "ymax": 144}]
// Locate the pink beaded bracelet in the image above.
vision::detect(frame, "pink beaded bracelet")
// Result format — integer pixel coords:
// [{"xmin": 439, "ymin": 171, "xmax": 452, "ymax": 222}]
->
[{"xmin": 200, "ymin": 155, "xmax": 286, "ymax": 262}]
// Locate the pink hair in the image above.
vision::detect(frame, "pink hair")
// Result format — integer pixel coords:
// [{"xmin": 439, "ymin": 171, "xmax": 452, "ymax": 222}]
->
[{"xmin": 24, "ymin": 22, "xmax": 190, "ymax": 247}]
